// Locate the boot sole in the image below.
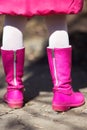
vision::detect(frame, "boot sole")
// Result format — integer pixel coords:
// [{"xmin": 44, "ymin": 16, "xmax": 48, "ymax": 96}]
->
[
  {"xmin": 8, "ymin": 102, "xmax": 23, "ymax": 109},
  {"xmin": 52, "ymin": 101, "xmax": 85, "ymax": 112},
  {"xmin": 4, "ymin": 98, "xmax": 23, "ymax": 109},
  {"xmin": 52, "ymin": 105, "xmax": 70, "ymax": 112}
]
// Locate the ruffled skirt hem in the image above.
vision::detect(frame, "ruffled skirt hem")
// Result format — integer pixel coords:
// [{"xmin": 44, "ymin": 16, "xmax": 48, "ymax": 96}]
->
[{"xmin": 0, "ymin": 0, "xmax": 84, "ymax": 17}]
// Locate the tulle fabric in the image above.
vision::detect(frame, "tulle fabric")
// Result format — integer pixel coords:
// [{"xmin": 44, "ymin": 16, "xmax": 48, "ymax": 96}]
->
[{"xmin": 0, "ymin": 0, "xmax": 84, "ymax": 17}]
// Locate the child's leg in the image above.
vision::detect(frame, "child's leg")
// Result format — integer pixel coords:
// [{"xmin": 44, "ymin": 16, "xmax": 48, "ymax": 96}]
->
[
  {"xmin": 45, "ymin": 15, "xmax": 85, "ymax": 112},
  {"xmin": 2, "ymin": 15, "xmax": 27, "ymax": 50},
  {"xmin": 1, "ymin": 15, "xmax": 27, "ymax": 108},
  {"xmin": 45, "ymin": 15, "xmax": 69, "ymax": 48}
]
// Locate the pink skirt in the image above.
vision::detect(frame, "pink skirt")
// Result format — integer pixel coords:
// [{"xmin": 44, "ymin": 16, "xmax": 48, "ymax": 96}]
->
[{"xmin": 0, "ymin": 0, "xmax": 84, "ymax": 17}]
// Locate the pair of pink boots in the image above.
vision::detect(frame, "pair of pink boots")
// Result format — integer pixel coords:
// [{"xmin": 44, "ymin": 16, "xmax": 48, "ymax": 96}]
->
[{"xmin": 1, "ymin": 46, "xmax": 85, "ymax": 111}]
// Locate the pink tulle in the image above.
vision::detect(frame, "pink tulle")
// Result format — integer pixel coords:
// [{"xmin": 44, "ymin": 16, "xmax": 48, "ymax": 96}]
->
[{"xmin": 0, "ymin": 0, "xmax": 84, "ymax": 17}]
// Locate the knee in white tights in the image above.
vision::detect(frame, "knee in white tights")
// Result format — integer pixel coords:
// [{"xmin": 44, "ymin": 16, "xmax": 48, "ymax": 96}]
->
[
  {"xmin": 2, "ymin": 15, "xmax": 27, "ymax": 50},
  {"xmin": 49, "ymin": 30, "xmax": 69, "ymax": 48},
  {"xmin": 45, "ymin": 15, "xmax": 69, "ymax": 48}
]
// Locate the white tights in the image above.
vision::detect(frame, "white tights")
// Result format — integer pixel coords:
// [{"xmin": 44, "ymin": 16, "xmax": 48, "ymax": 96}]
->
[{"xmin": 2, "ymin": 15, "xmax": 69, "ymax": 51}]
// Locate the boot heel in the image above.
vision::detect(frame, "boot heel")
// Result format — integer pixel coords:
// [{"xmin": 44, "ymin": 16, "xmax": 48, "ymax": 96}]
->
[
  {"xmin": 52, "ymin": 104, "xmax": 70, "ymax": 112},
  {"xmin": 8, "ymin": 102, "xmax": 23, "ymax": 109}
]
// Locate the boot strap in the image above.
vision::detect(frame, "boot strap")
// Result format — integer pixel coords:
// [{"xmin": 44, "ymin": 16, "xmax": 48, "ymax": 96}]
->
[
  {"xmin": 7, "ymin": 85, "xmax": 24, "ymax": 90},
  {"xmin": 53, "ymin": 86, "xmax": 73, "ymax": 95}
]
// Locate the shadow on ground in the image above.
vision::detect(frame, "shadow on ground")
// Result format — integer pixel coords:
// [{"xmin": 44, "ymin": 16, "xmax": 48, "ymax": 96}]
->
[
  {"xmin": 70, "ymin": 31, "xmax": 87, "ymax": 91},
  {"xmin": 24, "ymin": 54, "xmax": 53, "ymax": 103}
]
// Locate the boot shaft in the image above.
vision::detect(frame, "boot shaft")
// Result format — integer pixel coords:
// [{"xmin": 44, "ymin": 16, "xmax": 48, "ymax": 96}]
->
[
  {"xmin": 1, "ymin": 48, "xmax": 25, "ymax": 88},
  {"xmin": 54, "ymin": 47, "xmax": 72, "ymax": 88},
  {"xmin": 47, "ymin": 46, "xmax": 72, "ymax": 90}
]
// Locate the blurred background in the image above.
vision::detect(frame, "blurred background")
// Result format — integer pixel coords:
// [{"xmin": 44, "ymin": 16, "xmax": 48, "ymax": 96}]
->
[{"xmin": 0, "ymin": 0, "xmax": 87, "ymax": 101}]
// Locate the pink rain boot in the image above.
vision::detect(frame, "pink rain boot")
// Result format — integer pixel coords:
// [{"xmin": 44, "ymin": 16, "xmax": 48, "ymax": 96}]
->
[
  {"xmin": 1, "ymin": 48, "xmax": 25, "ymax": 109},
  {"xmin": 47, "ymin": 46, "xmax": 85, "ymax": 112}
]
